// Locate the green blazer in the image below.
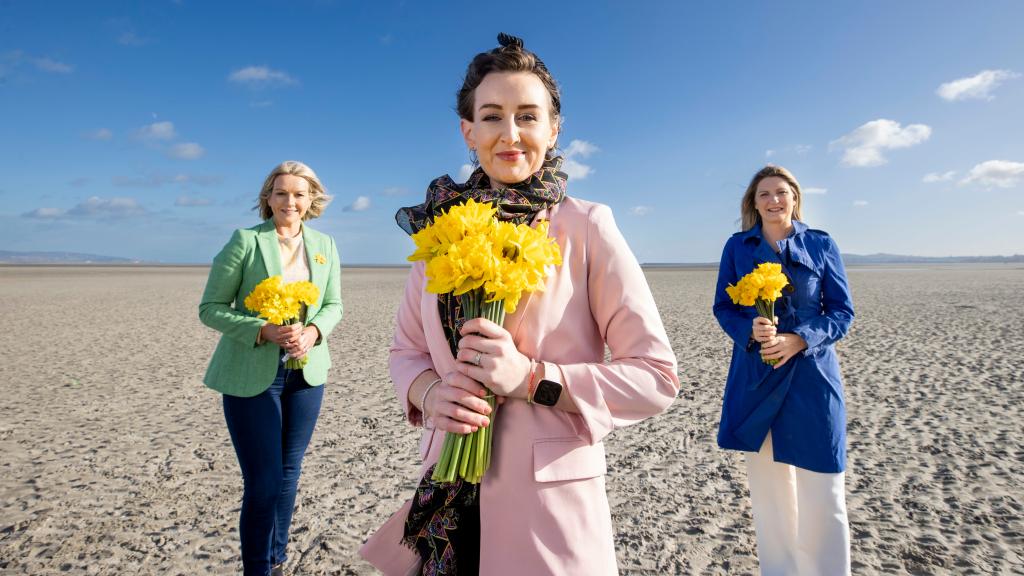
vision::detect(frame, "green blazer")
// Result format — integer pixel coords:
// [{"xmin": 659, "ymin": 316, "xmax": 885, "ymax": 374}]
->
[{"xmin": 199, "ymin": 220, "xmax": 343, "ymax": 396}]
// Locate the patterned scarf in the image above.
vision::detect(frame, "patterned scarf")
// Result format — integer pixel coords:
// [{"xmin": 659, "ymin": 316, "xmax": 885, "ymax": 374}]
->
[
  {"xmin": 396, "ymin": 153, "xmax": 568, "ymax": 357},
  {"xmin": 396, "ymin": 154, "xmax": 567, "ymax": 575}
]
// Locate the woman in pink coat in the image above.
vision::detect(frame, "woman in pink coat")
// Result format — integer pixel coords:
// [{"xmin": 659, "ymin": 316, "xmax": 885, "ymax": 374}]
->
[{"xmin": 360, "ymin": 33, "xmax": 679, "ymax": 576}]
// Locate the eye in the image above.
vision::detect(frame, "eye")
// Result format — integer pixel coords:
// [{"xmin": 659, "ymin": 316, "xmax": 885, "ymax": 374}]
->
[
  {"xmin": 517, "ymin": 113, "xmax": 538, "ymax": 122},
  {"xmin": 482, "ymin": 113, "xmax": 501, "ymax": 121}
]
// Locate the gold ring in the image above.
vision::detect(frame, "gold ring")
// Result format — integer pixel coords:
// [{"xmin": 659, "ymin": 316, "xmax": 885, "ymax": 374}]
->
[{"xmin": 473, "ymin": 352, "xmax": 482, "ymax": 366}]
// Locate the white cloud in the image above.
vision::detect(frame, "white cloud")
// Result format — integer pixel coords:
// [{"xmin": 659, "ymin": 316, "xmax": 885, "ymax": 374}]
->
[
  {"xmin": 629, "ymin": 206, "xmax": 651, "ymax": 216},
  {"xmin": 562, "ymin": 139, "xmax": 599, "ymax": 180},
  {"xmin": 765, "ymin": 144, "xmax": 811, "ymax": 159},
  {"xmin": 24, "ymin": 207, "xmax": 67, "ymax": 219},
  {"xmin": 458, "ymin": 164, "xmax": 475, "ymax": 182},
  {"xmin": 1, "ymin": 50, "xmax": 72, "ymax": 78},
  {"xmin": 28, "ymin": 197, "xmax": 147, "ymax": 219},
  {"xmin": 175, "ymin": 195, "xmax": 212, "ymax": 207},
  {"xmin": 167, "ymin": 142, "xmax": 205, "ymax": 160},
  {"xmin": 112, "ymin": 173, "xmax": 220, "ymax": 188},
  {"xmin": 344, "ymin": 196, "xmax": 371, "ymax": 212},
  {"xmin": 830, "ymin": 119, "xmax": 931, "ymax": 167},
  {"xmin": 960, "ymin": 160, "xmax": 1024, "ymax": 189},
  {"xmin": 117, "ymin": 31, "xmax": 151, "ymax": 46},
  {"xmin": 804, "ymin": 187, "xmax": 828, "ymax": 195},
  {"xmin": 135, "ymin": 121, "xmax": 176, "ymax": 141},
  {"xmin": 84, "ymin": 128, "xmax": 113, "ymax": 141},
  {"xmin": 923, "ymin": 171, "xmax": 956, "ymax": 183},
  {"xmin": 937, "ymin": 69, "xmax": 1019, "ymax": 101},
  {"xmin": 70, "ymin": 196, "xmax": 146, "ymax": 218},
  {"xmin": 228, "ymin": 66, "xmax": 297, "ymax": 87},
  {"xmin": 31, "ymin": 56, "xmax": 72, "ymax": 74},
  {"xmin": 853, "ymin": 200, "xmax": 869, "ymax": 207},
  {"xmin": 564, "ymin": 139, "xmax": 599, "ymax": 158},
  {"xmin": 562, "ymin": 158, "xmax": 593, "ymax": 180}
]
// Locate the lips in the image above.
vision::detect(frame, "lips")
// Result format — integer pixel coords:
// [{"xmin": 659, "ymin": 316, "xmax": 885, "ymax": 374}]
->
[{"xmin": 496, "ymin": 151, "xmax": 524, "ymax": 162}]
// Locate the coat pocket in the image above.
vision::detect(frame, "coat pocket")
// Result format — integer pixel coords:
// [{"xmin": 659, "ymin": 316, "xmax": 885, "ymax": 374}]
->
[{"xmin": 533, "ymin": 437, "xmax": 607, "ymax": 483}]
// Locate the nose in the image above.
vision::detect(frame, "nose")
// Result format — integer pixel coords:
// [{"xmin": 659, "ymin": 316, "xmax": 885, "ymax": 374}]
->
[{"xmin": 499, "ymin": 118, "xmax": 520, "ymax": 144}]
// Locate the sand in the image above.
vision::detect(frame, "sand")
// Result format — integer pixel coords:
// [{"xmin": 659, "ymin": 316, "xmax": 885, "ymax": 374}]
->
[{"xmin": 0, "ymin": 264, "xmax": 1021, "ymax": 575}]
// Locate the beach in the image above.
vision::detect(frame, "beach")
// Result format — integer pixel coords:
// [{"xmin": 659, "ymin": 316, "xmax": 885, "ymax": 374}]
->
[{"xmin": 0, "ymin": 264, "xmax": 1021, "ymax": 575}]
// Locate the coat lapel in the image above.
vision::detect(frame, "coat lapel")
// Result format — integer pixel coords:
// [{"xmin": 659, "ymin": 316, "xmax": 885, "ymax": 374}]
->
[
  {"xmin": 256, "ymin": 220, "xmax": 283, "ymax": 278},
  {"xmin": 303, "ymin": 226, "xmax": 326, "ymax": 303}
]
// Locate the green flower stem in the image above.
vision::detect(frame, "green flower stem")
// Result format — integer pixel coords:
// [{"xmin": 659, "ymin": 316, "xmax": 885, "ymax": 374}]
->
[
  {"xmin": 755, "ymin": 298, "xmax": 779, "ymax": 366},
  {"xmin": 430, "ymin": 287, "xmax": 505, "ymax": 484}
]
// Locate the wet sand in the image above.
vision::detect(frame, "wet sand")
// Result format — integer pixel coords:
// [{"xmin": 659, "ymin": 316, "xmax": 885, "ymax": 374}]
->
[{"xmin": 0, "ymin": 265, "xmax": 1021, "ymax": 574}]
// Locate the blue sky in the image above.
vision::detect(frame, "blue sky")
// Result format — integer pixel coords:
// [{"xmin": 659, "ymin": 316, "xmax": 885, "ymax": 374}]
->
[{"xmin": 1, "ymin": 1, "xmax": 1022, "ymax": 263}]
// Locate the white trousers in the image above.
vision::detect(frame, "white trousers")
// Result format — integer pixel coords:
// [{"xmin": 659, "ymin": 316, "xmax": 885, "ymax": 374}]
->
[{"xmin": 744, "ymin": 433, "xmax": 851, "ymax": 576}]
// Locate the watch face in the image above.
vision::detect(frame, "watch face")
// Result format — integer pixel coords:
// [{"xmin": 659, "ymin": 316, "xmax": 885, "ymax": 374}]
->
[{"xmin": 534, "ymin": 379, "xmax": 562, "ymax": 406}]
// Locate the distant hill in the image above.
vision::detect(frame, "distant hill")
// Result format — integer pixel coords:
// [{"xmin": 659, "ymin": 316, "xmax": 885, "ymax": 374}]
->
[
  {"xmin": 645, "ymin": 253, "xmax": 1024, "ymax": 268},
  {"xmin": 841, "ymin": 253, "xmax": 1024, "ymax": 264},
  {"xmin": 0, "ymin": 250, "xmax": 141, "ymax": 264}
]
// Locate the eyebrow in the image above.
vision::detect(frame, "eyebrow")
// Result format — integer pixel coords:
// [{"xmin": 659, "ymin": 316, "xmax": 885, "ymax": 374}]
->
[{"xmin": 478, "ymin": 103, "xmax": 542, "ymax": 111}]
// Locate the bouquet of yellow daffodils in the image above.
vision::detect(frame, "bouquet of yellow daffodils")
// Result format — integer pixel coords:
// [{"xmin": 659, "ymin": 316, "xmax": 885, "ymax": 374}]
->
[
  {"xmin": 244, "ymin": 275, "xmax": 320, "ymax": 369},
  {"xmin": 725, "ymin": 262, "xmax": 790, "ymax": 365},
  {"xmin": 407, "ymin": 198, "xmax": 562, "ymax": 484}
]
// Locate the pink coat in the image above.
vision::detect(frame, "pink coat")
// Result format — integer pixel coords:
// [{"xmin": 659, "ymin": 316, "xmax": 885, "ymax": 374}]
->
[{"xmin": 360, "ymin": 197, "xmax": 680, "ymax": 575}]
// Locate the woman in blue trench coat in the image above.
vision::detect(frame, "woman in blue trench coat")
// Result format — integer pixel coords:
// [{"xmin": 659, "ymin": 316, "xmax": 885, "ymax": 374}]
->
[{"xmin": 713, "ymin": 165, "xmax": 854, "ymax": 576}]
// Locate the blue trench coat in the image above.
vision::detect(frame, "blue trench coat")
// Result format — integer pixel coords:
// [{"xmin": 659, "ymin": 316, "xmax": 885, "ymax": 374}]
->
[{"xmin": 713, "ymin": 221, "xmax": 854, "ymax": 473}]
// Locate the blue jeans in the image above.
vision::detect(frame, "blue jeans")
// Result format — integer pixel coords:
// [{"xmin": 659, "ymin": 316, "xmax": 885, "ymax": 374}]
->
[{"xmin": 223, "ymin": 366, "xmax": 324, "ymax": 576}]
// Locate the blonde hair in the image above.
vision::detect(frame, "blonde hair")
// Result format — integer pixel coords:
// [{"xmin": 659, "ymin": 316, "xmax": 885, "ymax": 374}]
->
[
  {"xmin": 740, "ymin": 165, "xmax": 803, "ymax": 231},
  {"xmin": 255, "ymin": 161, "xmax": 331, "ymax": 221}
]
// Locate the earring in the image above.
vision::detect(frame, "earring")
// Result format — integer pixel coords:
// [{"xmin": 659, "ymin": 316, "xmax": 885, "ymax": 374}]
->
[{"xmin": 469, "ymin": 148, "xmax": 479, "ymax": 166}]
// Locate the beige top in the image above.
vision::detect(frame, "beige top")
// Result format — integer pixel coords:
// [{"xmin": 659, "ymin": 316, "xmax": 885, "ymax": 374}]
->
[
  {"xmin": 279, "ymin": 229, "xmax": 310, "ymax": 325},
  {"xmin": 277, "ymin": 230, "xmax": 310, "ymax": 284},
  {"xmin": 254, "ymin": 230, "xmax": 311, "ymax": 345}
]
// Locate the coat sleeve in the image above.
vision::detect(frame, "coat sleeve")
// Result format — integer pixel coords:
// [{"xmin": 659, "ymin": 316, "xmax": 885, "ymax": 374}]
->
[
  {"xmin": 308, "ymin": 236, "xmax": 344, "ymax": 342},
  {"xmin": 552, "ymin": 204, "xmax": 680, "ymax": 446},
  {"xmin": 712, "ymin": 237, "xmax": 757, "ymax": 349},
  {"xmin": 792, "ymin": 236, "xmax": 854, "ymax": 353},
  {"xmin": 198, "ymin": 229, "xmax": 264, "ymax": 346},
  {"xmin": 389, "ymin": 262, "xmax": 436, "ymax": 426}
]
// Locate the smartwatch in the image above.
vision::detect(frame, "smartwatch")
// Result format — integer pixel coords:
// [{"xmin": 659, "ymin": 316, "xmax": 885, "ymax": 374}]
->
[{"xmin": 532, "ymin": 378, "xmax": 563, "ymax": 407}]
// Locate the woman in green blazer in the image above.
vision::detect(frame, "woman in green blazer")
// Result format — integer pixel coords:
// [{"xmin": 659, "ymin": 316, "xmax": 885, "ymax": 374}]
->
[{"xmin": 199, "ymin": 160, "xmax": 342, "ymax": 576}]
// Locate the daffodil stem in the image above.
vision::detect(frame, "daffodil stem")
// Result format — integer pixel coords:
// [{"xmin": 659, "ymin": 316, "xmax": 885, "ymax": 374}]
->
[{"xmin": 431, "ymin": 288, "xmax": 504, "ymax": 484}]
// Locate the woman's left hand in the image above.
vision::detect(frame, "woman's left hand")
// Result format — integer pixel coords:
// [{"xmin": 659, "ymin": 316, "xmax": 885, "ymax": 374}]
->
[
  {"xmin": 286, "ymin": 325, "xmax": 319, "ymax": 359},
  {"xmin": 759, "ymin": 332, "xmax": 808, "ymax": 369},
  {"xmin": 454, "ymin": 318, "xmax": 531, "ymax": 399}
]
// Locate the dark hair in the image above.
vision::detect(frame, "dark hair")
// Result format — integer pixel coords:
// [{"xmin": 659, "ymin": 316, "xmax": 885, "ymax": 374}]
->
[{"xmin": 456, "ymin": 33, "xmax": 561, "ymax": 123}]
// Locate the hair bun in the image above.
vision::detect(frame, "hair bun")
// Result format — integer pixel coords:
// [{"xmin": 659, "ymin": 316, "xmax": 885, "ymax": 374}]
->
[{"xmin": 497, "ymin": 32, "xmax": 524, "ymax": 50}]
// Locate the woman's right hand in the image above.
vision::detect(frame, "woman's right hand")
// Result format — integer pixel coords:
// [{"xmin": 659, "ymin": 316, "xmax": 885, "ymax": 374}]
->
[
  {"xmin": 260, "ymin": 323, "xmax": 304, "ymax": 351},
  {"xmin": 752, "ymin": 316, "xmax": 778, "ymax": 344},
  {"xmin": 424, "ymin": 371, "xmax": 494, "ymax": 435}
]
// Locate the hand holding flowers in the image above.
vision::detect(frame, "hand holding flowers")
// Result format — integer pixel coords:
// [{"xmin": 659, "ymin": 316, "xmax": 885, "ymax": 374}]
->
[
  {"xmin": 406, "ymin": 197, "xmax": 562, "ymax": 483},
  {"xmin": 245, "ymin": 275, "xmax": 320, "ymax": 369},
  {"xmin": 453, "ymin": 318, "xmax": 533, "ymax": 399},
  {"xmin": 725, "ymin": 262, "xmax": 790, "ymax": 365}
]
